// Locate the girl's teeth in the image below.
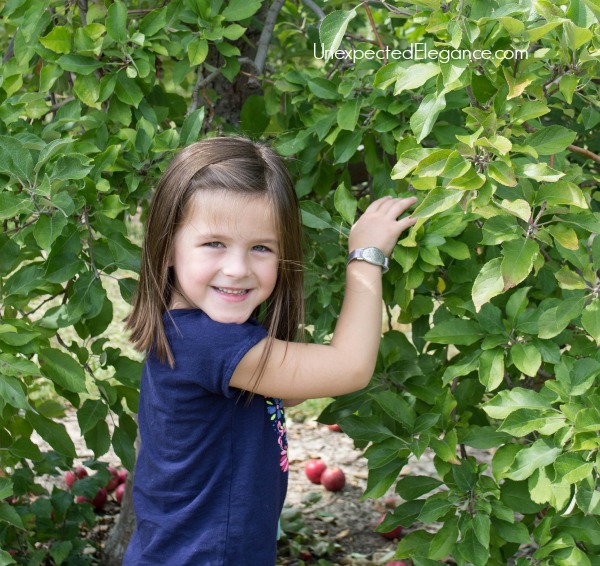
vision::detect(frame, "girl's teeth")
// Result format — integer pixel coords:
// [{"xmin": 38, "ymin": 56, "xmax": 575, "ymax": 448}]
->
[{"xmin": 217, "ymin": 288, "xmax": 247, "ymax": 295}]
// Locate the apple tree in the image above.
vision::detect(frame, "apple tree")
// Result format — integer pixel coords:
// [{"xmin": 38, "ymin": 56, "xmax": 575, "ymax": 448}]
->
[{"xmin": 0, "ymin": 0, "xmax": 599, "ymax": 565}]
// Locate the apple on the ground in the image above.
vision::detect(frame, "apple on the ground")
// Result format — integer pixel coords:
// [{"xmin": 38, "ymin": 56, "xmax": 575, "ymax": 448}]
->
[
  {"xmin": 305, "ymin": 459, "xmax": 327, "ymax": 484},
  {"xmin": 320, "ymin": 467, "xmax": 345, "ymax": 491}
]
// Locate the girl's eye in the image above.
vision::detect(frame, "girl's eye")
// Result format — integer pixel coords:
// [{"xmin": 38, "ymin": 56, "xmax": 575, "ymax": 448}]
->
[
  {"xmin": 204, "ymin": 241, "xmax": 224, "ymax": 248},
  {"xmin": 252, "ymin": 245, "xmax": 272, "ymax": 253}
]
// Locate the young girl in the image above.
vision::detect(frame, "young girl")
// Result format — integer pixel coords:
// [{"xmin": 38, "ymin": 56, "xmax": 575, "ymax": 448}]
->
[{"xmin": 123, "ymin": 136, "xmax": 417, "ymax": 565}]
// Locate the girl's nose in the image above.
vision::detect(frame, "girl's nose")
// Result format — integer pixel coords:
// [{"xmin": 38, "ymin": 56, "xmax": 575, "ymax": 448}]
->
[{"xmin": 221, "ymin": 252, "xmax": 251, "ymax": 278}]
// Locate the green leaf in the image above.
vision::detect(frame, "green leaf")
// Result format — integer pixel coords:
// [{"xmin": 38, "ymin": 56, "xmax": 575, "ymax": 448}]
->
[
  {"xmin": 319, "ymin": 10, "xmax": 358, "ymax": 57},
  {"xmin": 429, "ymin": 516, "xmax": 459, "ymax": 560},
  {"xmin": 395, "ymin": 530, "xmax": 434, "ymax": 560},
  {"xmin": 0, "ymin": 502, "xmax": 24, "ymax": 530},
  {"xmin": 112, "ymin": 425, "xmax": 136, "ymax": 471},
  {"xmin": 73, "ymin": 73, "xmax": 100, "ymax": 108},
  {"xmin": 412, "ymin": 188, "xmax": 463, "ymax": 219},
  {"xmin": 538, "ymin": 181, "xmax": 588, "ymax": 209},
  {"xmin": 107, "ymin": 1, "xmax": 127, "ymax": 43},
  {"xmin": 84, "ymin": 420, "xmax": 111, "ymax": 459},
  {"xmin": 396, "ymin": 476, "xmax": 442, "ymax": 500},
  {"xmin": 510, "ymin": 343, "xmax": 542, "ymax": 377},
  {"xmin": 418, "ymin": 494, "xmax": 455, "ymax": 522},
  {"xmin": 337, "ymin": 98, "xmax": 361, "ymax": 131},
  {"xmin": 458, "ymin": 527, "xmax": 489, "ymax": 566},
  {"xmin": 577, "ymin": 486, "xmax": 600, "ymax": 514},
  {"xmin": 410, "ymin": 93, "xmax": 446, "ymax": 143},
  {"xmin": 33, "ymin": 214, "xmax": 68, "ymax": 251},
  {"xmin": 559, "ymin": 74, "xmax": 578, "ymax": 104},
  {"xmin": 364, "ymin": 459, "xmax": 404, "ymax": 499},
  {"xmin": 77, "ymin": 399, "xmax": 108, "ymax": 435},
  {"xmin": 546, "ymin": 223, "xmax": 579, "ymax": 250},
  {"xmin": 488, "ymin": 161, "xmax": 517, "ymax": 187},
  {"xmin": 391, "ymin": 148, "xmax": 436, "ymax": 180},
  {"xmin": 300, "ymin": 201, "xmax": 335, "ymax": 230},
  {"xmin": 334, "ymin": 183, "xmax": 357, "ymax": 225},
  {"xmin": 222, "ymin": 0, "xmax": 262, "ymax": 21},
  {"xmin": 57, "ymin": 54, "xmax": 103, "ymax": 75},
  {"xmin": 472, "ymin": 258, "xmax": 505, "ymax": 312},
  {"xmin": 114, "ymin": 72, "xmax": 144, "ymax": 108},
  {"xmin": 0, "ymin": 376, "xmax": 31, "ymax": 411},
  {"xmin": 188, "ymin": 38, "xmax": 209, "ymax": 66},
  {"xmin": 538, "ymin": 297, "xmax": 586, "ymax": 339},
  {"xmin": 393, "ymin": 63, "xmax": 440, "ymax": 95},
  {"xmin": 563, "ymin": 20, "xmax": 593, "ymax": 49},
  {"xmin": 26, "ymin": 412, "xmax": 77, "ymax": 458},
  {"xmin": 525, "ymin": 126, "xmax": 577, "ymax": 155},
  {"xmin": 554, "ymin": 453, "xmax": 594, "ymax": 485},
  {"xmin": 0, "ymin": 478, "xmax": 12, "ymax": 501},
  {"xmin": 139, "ymin": 7, "xmax": 168, "ymax": 36},
  {"xmin": 478, "ymin": 348, "xmax": 505, "ymax": 391},
  {"xmin": 499, "ymin": 409, "xmax": 565, "ymax": 436},
  {"xmin": 333, "ymin": 129, "xmax": 362, "ymax": 163},
  {"xmin": 181, "ymin": 108, "xmax": 205, "ymax": 146},
  {"xmin": 520, "ymin": 163, "xmax": 565, "ymax": 182},
  {"xmin": 39, "ymin": 348, "xmax": 87, "ymax": 393},
  {"xmin": 581, "ymin": 299, "xmax": 600, "ymax": 345},
  {"xmin": 483, "ymin": 387, "xmax": 553, "ymax": 420},
  {"xmin": 506, "ymin": 439, "xmax": 562, "ymax": 481},
  {"xmin": 307, "ymin": 78, "xmax": 339, "ymax": 100},
  {"xmin": 0, "ymin": 136, "xmax": 34, "ymax": 179},
  {"xmin": 39, "ymin": 26, "xmax": 72, "ymax": 53},
  {"xmin": 425, "ymin": 319, "xmax": 484, "ymax": 346}
]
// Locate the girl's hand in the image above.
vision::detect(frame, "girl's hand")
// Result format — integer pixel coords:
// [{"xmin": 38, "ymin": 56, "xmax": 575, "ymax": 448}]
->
[{"xmin": 348, "ymin": 196, "xmax": 418, "ymax": 257}]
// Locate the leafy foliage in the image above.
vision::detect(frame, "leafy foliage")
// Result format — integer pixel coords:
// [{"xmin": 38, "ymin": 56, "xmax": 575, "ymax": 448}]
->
[{"xmin": 1, "ymin": 0, "xmax": 599, "ymax": 564}]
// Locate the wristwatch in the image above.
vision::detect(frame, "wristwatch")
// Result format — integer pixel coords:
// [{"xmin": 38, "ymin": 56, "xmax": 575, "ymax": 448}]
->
[{"xmin": 347, "ymin": 247, "xmax": 389, "ymax": 273}]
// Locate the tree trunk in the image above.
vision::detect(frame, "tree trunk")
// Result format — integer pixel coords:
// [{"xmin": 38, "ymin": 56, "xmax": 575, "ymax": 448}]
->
[{"xmin": 101, "ymin": 456, "xmax": 136, "ymax": 565}]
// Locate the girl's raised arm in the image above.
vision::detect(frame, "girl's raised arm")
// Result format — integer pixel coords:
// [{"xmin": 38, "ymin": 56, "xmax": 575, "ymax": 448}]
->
[{"xmin": 230, "ymin": 196, "xmax": 418, "ymax": 400}]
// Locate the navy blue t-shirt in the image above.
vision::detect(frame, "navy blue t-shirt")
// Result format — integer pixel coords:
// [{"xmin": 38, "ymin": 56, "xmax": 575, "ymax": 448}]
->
[{"xmin": 123, "ymin": 309, "xmax": 288, "ymax": 565}]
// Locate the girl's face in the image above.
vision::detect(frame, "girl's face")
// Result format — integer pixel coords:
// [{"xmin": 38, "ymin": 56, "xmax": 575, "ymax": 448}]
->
[{"xmin": 168, "ymin": 190, "xmax": 280, "ymax": 324}]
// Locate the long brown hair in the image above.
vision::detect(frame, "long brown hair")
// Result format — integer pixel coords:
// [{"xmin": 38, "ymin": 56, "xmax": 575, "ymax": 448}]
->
[{"xmin": 127, "ymin": 136, "xmax": 304, "ymax": 379}]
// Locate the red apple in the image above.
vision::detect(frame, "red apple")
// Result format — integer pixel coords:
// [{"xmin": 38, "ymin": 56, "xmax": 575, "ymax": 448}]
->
[
  {"xmin": 92, "ymin": 488, "xmax": 108, "ymax": 510},
  {"xmin": 305, "ymin": 459, "xmax": 327, "ymax": 484},
  {"xmin": 115, "ymin": 483, "xmax": 125, "ymax": 504},
  {"xmin": 376, "ymin": 513, "xmax": 403, "ymax": 540},
  {"xmin": 75, "ymin": 466, "xmax": 88, "ymax": 479},
  {"xmin": 65, "ymin": 471, "xmax": 77, "ymax": 489},
  {"xmin": 327, "ymin": 424, "xmax": 343, "ymax": 432},
  {"xmin": 385, "ymin": 562, "xmax": 407, "ymax": 566},
  {"xmin": 118, "ymin": 469, "xmax": 128, "ymax": 484},
  {"xmin": 106, "ymin": 467, "xmax": 120, "ymax": 492},
  {"xmin": 320, "ymin": 466, "xmax": 345, "ymax": 491}
]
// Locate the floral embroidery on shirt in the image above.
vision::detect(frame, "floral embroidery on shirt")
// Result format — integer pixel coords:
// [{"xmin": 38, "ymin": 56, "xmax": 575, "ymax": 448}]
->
[{"xmin": 266, "ymin": 398, "xmax": 288, "ymax": 473}]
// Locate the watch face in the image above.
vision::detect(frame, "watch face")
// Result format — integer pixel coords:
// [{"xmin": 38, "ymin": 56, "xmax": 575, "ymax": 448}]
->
[{"xmin": 362, "ymin": 247, "xmax": 385, "ymax": 265}]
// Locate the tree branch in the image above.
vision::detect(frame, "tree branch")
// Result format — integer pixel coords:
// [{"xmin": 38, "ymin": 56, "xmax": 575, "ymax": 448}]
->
[
  {"xmin": 187, "ymin": 68, "xmax": 222, "ymax": 116},
  {"xmin": 254, "ymin": 0, "xmax": 286, "ymax": 76},
  {"xmin": 364, "ymin": 2, "xmax": 386, "ymax": 63},
  {"xmin": 78, "ymin": 0, "xmax": 88, "ymax": 26},
  {"xmin": 567, "ymin": 144, "xmax": 600, "ymax": 165},
  {"xmin": 301, "ymin": 0, "xmax": 326, "ymax": 20}
]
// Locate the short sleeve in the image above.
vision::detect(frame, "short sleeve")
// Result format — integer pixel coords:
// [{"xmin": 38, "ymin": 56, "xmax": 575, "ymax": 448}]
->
[{"xmin": 162, "ymin": 310, "xmax": 268, "ymax": 397}]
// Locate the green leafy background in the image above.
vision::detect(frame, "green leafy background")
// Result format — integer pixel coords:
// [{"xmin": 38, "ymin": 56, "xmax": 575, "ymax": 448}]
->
[{"xmin": 0, "ymin": 0, "xmax": 599, "ymax": 564}]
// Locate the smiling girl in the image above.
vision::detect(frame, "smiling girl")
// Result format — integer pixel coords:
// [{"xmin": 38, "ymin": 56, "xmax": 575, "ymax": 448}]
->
[{"xmin": 123, "ymin": 136, "xmax": 416, "ymax": 565}]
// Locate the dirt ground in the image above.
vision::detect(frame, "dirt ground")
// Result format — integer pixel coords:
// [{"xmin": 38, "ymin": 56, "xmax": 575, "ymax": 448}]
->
[{"xmin": 36, "ymin": 410, "xmax": 446, "ymax": 565}]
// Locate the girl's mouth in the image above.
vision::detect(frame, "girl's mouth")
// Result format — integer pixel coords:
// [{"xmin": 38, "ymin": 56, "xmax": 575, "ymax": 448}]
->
[{"xmin": 214, "ymin": 287, "xmax": 249, "ymax": 296}]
